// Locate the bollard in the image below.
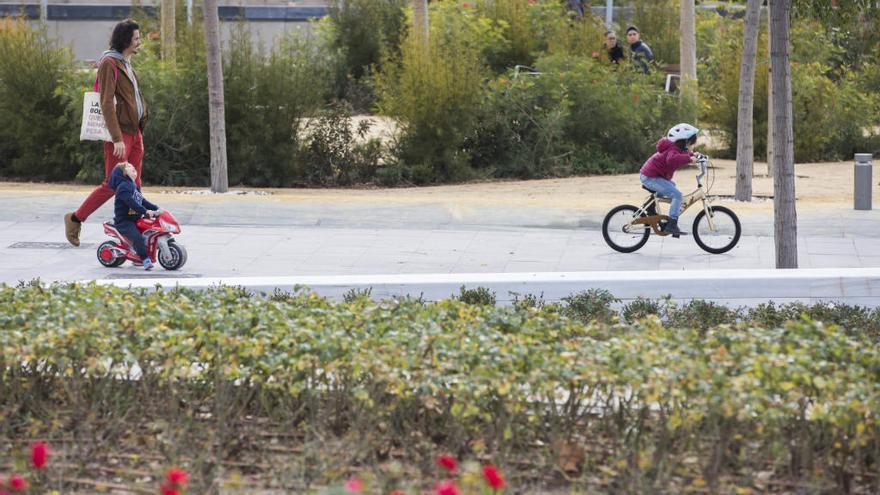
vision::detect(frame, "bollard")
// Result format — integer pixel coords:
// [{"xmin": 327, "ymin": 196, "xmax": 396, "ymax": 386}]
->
[{"xmin": 855, "ymin": 153, "xmax": 873, "ymax": 210}]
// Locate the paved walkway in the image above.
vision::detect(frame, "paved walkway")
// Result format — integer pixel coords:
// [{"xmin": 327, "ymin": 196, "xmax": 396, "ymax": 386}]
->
[{"xmin": 1, "ymin": 186, "xmax": 878, "ymax": 287}]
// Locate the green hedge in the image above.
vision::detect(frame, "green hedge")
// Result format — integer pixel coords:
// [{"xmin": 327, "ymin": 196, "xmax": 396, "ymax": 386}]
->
[{"xmin": 2, "ymin": 283, "xmax": 880, "ymax": 493}]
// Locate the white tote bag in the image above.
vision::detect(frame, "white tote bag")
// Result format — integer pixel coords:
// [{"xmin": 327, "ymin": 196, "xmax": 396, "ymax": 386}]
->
[
  {"xmin": 80, "ymin": 58, "xmax": 118, "ymax": 142},
  {"xmin": 79, "ymin": 91, "xmax": 112, "ymax": 142}
]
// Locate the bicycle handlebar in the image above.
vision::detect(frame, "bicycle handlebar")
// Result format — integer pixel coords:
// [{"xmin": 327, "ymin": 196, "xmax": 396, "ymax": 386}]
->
[{"xmin": 694, "ymin": 153, "xmax": 708, "ymax": 184}]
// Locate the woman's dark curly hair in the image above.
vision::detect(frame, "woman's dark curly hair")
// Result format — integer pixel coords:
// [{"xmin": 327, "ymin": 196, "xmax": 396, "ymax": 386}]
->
[{"xmin": 109, "ymin": 19, "xmax": 139, "ymax": 52}]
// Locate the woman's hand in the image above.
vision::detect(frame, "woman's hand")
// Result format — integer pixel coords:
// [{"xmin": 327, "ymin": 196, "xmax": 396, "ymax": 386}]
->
[{"xmin": 113, "ymin": 140, "xmax": 126, "ymax": 159}]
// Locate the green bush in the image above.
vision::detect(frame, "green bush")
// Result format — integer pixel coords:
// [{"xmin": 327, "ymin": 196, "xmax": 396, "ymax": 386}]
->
[
  {"xmin": 700, "ymin": 16, "xmax": 880, "ymax": 161},
  {"xmin": 300, "ymin": 101, "xmax": 383, "ymax": 186},
  {"xmin": 467, "ymin": 54, "xmax": 690, "ymax": 179},
  {"xmin": 375, "ymin": 2, "xmax": 491, "ymax": 184},
  {"xmin": 223, "ymin": 27, "xmax": 332, "ymax": 187},
  {"xmin": 3, "ymin": 283, "xmax": 880, "ymax": 493},
  {"xmin": 455, "ymin": 285, "xmax": 497, "ymax": 306},
  {"xmin": 134, "ymin": 47, "xmax": 211, "ymax": 185},
  {"xmin": 0, "ymin": 18, "xmax": 78, "ymax": 181},
  {"xmin": 561, "ymin": 288, "xmax": 619, "ymax": 324},
  {"xmin": 321, "ymin": 0, "xmax": 407, "ymax": 109},
  {"xmin": 621, "ymin": 296, "xmax": 661, "ymax": 323},
  {"xmin": 665, "ymin": 298, "xmax": 742, "ymax": 332},
  {"xmin": 628, "ymin": 0, "xmax": 680, "ymax": 65}
]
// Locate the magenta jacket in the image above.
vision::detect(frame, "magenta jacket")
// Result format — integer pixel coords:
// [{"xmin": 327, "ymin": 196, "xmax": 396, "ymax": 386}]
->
[{"xmin": 639, "ymin": 138, "xmax": 693, "ymax": 180}]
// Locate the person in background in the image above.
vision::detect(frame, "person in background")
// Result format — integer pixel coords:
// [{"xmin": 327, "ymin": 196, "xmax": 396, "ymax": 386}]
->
[
  {"xmin": 604, "ymin": 30, "xmax": 625, "ymax": 64},
  {"xmin": 626, "ymin": 25, "xmax": 654, "ymax": 74}
]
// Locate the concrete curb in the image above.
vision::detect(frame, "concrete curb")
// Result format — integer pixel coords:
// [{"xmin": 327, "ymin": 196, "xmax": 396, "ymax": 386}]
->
[{"xmin": 89, "ymin": 267, "xmax": 880, "ymax": 307}]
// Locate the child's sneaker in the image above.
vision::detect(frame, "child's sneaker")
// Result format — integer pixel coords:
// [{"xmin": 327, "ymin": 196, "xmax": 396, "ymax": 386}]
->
[{"xmin": 143, "ymin": 258, "xmax": 154, "ymax": 271}]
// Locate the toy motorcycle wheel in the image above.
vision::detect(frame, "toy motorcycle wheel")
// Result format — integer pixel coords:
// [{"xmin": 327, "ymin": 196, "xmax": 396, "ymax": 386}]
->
[
  {"xmin": 97, "ymin": 241, "xmax": 126, "ymax": 267},
  {"xmin": 159, "ymin": 240, "xmax": 188, "ymax": 270}
]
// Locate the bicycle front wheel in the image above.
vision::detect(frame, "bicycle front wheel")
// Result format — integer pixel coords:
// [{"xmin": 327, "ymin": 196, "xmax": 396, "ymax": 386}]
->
[
  {"xmin": 602, "ymin": 205, "xmax": 650, "ymax": 253},
  {"xmin": 692, "ymin": 205, "xmax": 741, "ymax": 254}
]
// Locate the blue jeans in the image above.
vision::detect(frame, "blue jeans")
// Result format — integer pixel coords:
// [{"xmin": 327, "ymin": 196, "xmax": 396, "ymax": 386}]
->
[
  {"xmin": 640, "ymin": 174, "xmax": 682, "ymax": 220},
  {"xmin": 115, "ymin": 220, "xmax": 149, "ymax": 260}
]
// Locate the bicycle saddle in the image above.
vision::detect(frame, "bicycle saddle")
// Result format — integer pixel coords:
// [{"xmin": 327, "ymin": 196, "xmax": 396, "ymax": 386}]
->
[{"xmin": 641, "ymin": 185, "xmax": 658, "ymax": 193}]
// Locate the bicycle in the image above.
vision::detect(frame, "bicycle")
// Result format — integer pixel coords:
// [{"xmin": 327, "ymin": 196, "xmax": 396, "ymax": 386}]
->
[{"xmin": 601, "ymin": 154, "xmax": 741, "ymax": 254}]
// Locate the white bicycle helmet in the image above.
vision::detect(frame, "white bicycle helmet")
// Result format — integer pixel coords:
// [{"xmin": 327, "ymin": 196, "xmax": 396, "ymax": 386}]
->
[{"xmin": 667, "ymin": 123, "xmax": 699, "ymax": 142}]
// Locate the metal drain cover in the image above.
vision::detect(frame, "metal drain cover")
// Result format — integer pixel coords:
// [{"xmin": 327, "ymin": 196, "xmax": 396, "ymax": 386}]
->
[{"xmin": 9, "ymin": 242, "xmax": 92, "ymax": 249}]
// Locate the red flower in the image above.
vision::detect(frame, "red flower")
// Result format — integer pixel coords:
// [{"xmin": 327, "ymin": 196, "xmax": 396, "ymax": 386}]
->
[
  {"xmin": 388, "ymin": 491, "xmax": 405, "ymax": 495},
  {"xmin": 434, "ymin": 480, "xmax": 460, "ymax": 495},
  {"xmin": 159, "ymin": 483, "xmax": 179, "ymax": 495},
  {"xmin": 8, "ymin": 474, "xmax": 28, "ymax": 492},
  {"xmin": 344, "ymin": 477, "xmax": 363, "ymax": 493},
  {"xmin": 437, "ymin": 454, "xmax": 457, "ymax": 473},
  {"xmin": 482, "ymin": 464, "xmax": 505, "ymax": 490},
  {"xmin": 30, "ymin": 442, "xmax": 49, "ymax": 469},
  {"xmin": 165, "ymin": 467, "xmax": 188, "ymax": 487}
]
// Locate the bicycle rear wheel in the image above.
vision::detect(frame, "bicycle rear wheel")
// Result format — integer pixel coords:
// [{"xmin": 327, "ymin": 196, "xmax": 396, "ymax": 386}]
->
[
  {"xmin": 602, "ymin": 205, "xmax": 650, "ymax": 253},
  {"xmin": 692, "ymin": 205, "xmax": 741, "ymax": 254}
]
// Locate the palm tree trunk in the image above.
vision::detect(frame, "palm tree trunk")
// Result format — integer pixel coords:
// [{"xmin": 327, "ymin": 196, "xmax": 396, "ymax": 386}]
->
[
  {"xmin": 734, "ymin": 0, "xmax": 761, "ymax": 201},
  {"xmin": 161, "ymin": 0, "xmax": 176, "ymax": 63},
  {"xmin": 679, "ymin": 0, "xmax": 697, "ymax": 105},
  {"xmin": 204, "ymin": 0, "xmax": 229, "ymax": 193},
  {"xmin": 766, "ymin": 1, "xmax": 773, "ymax": 176},
  {"xmin": 412, "ymin": 0, "xmax": 429, "ymax": 46},
  {"xmin": 770, "ymin": 0, "xmax": 797, "ymax": 268}
]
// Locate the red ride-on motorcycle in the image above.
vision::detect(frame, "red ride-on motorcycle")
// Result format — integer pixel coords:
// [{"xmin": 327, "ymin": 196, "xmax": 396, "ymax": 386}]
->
[{"xmin": 96, "ymin": 210, "xmax": 188, "ymax": 270}]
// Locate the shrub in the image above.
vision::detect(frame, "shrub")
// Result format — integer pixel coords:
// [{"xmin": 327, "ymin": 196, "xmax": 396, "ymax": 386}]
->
[
  {"xmin": 628, "ymin": 0, "xmax": 680, "ymax": 65},
  {"xmin": 509, "ymin": 291, "xmax": 560, "ymax": 312},
  {"xmin": 374, "ymin": 2, "xmax": 491, "ymax": 184},
  {"xmin": 700, "ymin": 16, "xmax": 880, "ymax": 161},
  {"xmin": 342, "ymin": 286, "xmax": 373, "ymax": 303},
  {"xmin": 322, "ymin": 0, "xmax": 407, "ymax": 109},
  {"xmin": 621, "ymin": 296, "xmax": 661, "ymax": 323},
  {"xmin": 134, "ymin": 47, "xmax": 211, "ymax": 186},
  {"xmin": 3, "ymin": 283, "xmax": 880, "ymax": 493},
  {"xmin": 0, "ymin": 18, "xmax": 78, "ymax": 181},
  {"xmin": 561, "ymin": 288, "xmax": 619, "ymax": 324},
  {"xmin": 455, "ymin": 285, "xmax": 496, "ymax": 306},
  {"xmin": 223, "ymin": 27, "xmax": 332, "ymax": 187},
  {"xmin": 471, "ymin": 0, "xmax": 538, "ymax": 72},
  {"xmin": 467, "ymin": 54, "xmax": 689, "ymax": 179},
  {"xmin": 299, "ymin": 101, "xmax": 384, "ymax": 186},
  {"xmin": 665, "ymin": 298, "xmax": 742, "ymax": 332}
]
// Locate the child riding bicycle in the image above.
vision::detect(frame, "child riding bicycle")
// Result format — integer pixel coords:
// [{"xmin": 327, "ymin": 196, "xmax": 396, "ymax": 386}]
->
[{"xmin": 639, "ymin": 123, "xmax": 699, "ymax": 237}]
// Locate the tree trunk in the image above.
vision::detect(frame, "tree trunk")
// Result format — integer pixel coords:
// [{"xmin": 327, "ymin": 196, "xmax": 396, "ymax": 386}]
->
[
  {"xmin": 161, "ymin": 0, "xmax": 176, "ymax": 63},
  {"xmin": 679, "ymin": 0, "xmax": 698, "ymax": 104},
  {"xmin": 770, "ymin": 0, "xmax": 797, "ymax": 268},
  {"xmin": 204, "ymin": 0, "xmax": 229, "ymax": 193},
  {"xmin": 766, "ymin": 1, "xmax": 773, "ymax": 176},
  {"xmin": 412, "ymin": 0, "xmax": 429, "ymax": 46},
  {"xmin": 734, "ymin": 0, "xmax": 761, "ymax": 201}
]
